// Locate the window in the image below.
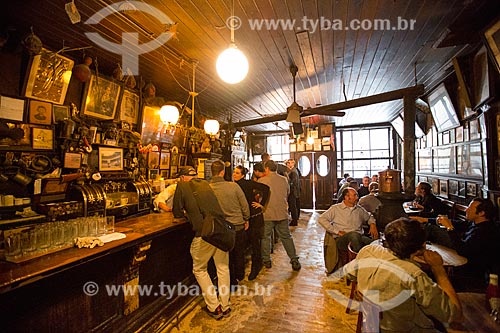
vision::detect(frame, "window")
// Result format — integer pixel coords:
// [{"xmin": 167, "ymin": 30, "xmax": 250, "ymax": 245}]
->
[
  {"xmin": 266, "ymin": 135, "xmax": 290, "ymax": 162},
  {"xmin": 336, "ymin": 127, "xmax": 393, "ymax": 178}
]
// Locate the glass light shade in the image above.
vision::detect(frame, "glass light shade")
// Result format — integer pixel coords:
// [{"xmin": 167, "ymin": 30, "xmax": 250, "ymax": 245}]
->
[
  {"xmin": 216, "ymin": 44, "xmax": 249, "ymax": 84},
  {"xmin": 204, "ymin": 119, "xmax": 220, "ymax": 136},
  {"xmin": 159, "ymin": 105, "xmax": 179, "ymax": 125},
  {"xmin": 306, "ymin": 136, "xmax": 314, "ymax": 145}
]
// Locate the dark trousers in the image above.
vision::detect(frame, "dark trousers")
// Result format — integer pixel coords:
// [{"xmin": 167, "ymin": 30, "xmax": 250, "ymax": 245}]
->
[
  {"xmin": 335, "ymin": 231, "xmax": 373, "ymax": 252},
  {"xmin": 229, "ymin": 228, "xmax": 247, "ymax": 283},
  {"xmin": 288, "ymin": 194, "xmax": 300, "ymax": 221},
  {"xmin": 248, "ymin": 216, "xmax": 264, "ymax": 269}
]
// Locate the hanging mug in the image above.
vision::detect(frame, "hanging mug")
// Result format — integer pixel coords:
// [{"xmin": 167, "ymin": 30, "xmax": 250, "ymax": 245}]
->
[{"xmin": 12, "ymin": 172, "xmax": 32, "ymax": 186}]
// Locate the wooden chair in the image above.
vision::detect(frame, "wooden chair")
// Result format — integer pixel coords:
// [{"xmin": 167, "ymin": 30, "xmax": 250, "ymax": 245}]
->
[
  {"xmin": 440, "ymin": 199, "xmax": 455, "ymax": 218},
  {"xmin": 355, "ymin": 290, "xmax": 382, "ymax": 333},
  {"xmin": 345, "ymin": 242, "xmax": 358, "ymax": 313}
]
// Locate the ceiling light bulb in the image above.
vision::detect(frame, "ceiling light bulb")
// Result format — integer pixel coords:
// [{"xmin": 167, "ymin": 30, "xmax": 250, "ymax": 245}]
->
[
  {"xmin": 159, "ymin": 105, "xmax": 179, "ymax": 125},
  {"xmin": 216, "ymin": 43, "xmax": 248, "ymax": 84},
  {"xmin": 307, "ymin": 136, "xmax": 314, "ymax": 145}
]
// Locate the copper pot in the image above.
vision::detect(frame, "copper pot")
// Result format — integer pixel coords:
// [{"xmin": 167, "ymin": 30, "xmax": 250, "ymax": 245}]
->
[{"xmin": 378, "ymin": 168, "xmax": 401, "ymax": 193}]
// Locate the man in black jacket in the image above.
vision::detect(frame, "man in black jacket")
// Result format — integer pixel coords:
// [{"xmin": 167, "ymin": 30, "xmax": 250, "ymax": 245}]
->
[{"xmin": 411, "ymin": 197, "xmax": 500, "ymax": 280}]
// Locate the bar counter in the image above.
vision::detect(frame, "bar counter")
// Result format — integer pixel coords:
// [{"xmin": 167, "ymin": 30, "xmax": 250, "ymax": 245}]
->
[{"xmin": 0, "ymin": 213, "xmax": 195, "ymax": 332}]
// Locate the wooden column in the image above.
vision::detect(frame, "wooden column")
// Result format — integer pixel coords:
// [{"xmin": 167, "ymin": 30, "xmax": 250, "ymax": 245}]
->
[{"xmin": 403, "ymin": 95, "xmax": 416, "ymax": 195}]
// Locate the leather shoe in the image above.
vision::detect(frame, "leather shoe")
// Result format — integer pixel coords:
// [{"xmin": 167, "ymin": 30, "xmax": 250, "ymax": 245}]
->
[
  {"xmin": 263, "ymin": 261, "xmax": 272, "ymax": 268},
  {"xmin": 248, "ymin": 263, "xmax": 262, "ymax": 280},
  {"xmin": 291, "ymin": 259, "xmax": 301, "ymax": 271}
]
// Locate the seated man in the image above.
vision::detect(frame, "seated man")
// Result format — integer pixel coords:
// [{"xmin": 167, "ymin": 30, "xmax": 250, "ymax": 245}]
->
[
  {"xmin": 412, "ymin": 181, "xmax": 447, "ymax": 217},
  {"xmin": 411, "ymin": 197, "xmax": 500, "ymax": 279},
  {"xmin": 358, "ymin": 182, "xmax": 381, "ymax": 215},
  {"xmin": 318, "ymin": 187, "xmax": 378, "ymax": 252},
  {"xmin": 344, "ymin": 218, "xmax": 462, "ymax": 332}
]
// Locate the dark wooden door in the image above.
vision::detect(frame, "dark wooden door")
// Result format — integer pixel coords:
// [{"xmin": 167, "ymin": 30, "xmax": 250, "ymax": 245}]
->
[
  {"xmin": 294, "ymin": 152, "xmax": 314, "ymax": 209},
  {"xmin": 314, "ymin": 151, "xmax": 336, "ymax": 209}
]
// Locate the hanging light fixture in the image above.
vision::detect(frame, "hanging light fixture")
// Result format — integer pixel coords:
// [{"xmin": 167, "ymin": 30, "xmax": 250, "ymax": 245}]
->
[
  {"xmin": 159, "ymin": 104, "xmax": 179, "ymax": 126},
  {"xmin": 216, "ymin": 0, "xmax": 248, "ymax": 84},
  {"xmin": 204, "ymin": 119, "xmax": 220, "ymax": 137}
]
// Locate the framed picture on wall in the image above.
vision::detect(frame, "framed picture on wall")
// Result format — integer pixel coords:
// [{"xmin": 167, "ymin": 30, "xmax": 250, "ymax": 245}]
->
[
  {"xmin": 82, "ymin": 75, "xmax": 121, "ymax": 120},
  {"xmin": 148, "ymin": 151, "xmax": 160, "ymax": 169},
  {"xmin": 32, "ymin": 127, "xmax": 53, "ymax": 150},
  {"xmin": 160, "ymin": 152, "xmax": 170, "ymax": 169},
  {"xmin": 484, "ymin": 17, "xmax": 500, "ymax": 74},
  {"xmin": 149, "ymin": 169, "xmax": 159, "ymax": 180},
  {"xmin": 52, "ymin": 105, "xmax": 69, "ymax": 123},
  {"xmin": 471, "ymin": 46, "xmax": 491, "ymax": 108},
  {"xmin": 458, "ymin": 181, "xmax": 466, "ymax": 198},
  {"xmin": 170, "ymin": 166, "xmax": 177, "ymax": 178},
  {"xmin": 466, "ymin": 182, "xmax": 477, "ymax": 197},
  {"xmin": 439, "ymin": 180, "xmax": 448, "ymax": 198},
  {"xmin": 24, "ymin": 48, "xmax": 74, "ymax": 105},
  {"xmin": 161, "ymin": 170, "xmax": 169, "ymax": 179},
  {"xmin": 179, "ymin": 154, "xmax": 187, "ymax": 167},
  {"xmin": 448, "ymin": 180, "xmax": 459, "ymax": 196},
  {"xmin": 98, "ymin": 147, "xmax": 123, "ymax": 172},
  {"xmin": 432, "ymin": 178, "xmax": 439, "ymax": 195},
  {"xmin": 118, "ymin": 89, "xmax": 139, "ymax": 124},
  {"xmin": 29, "ymin": 100, "xmax": 52, "ymax": 125},
  {"xmin": 319, "ymin": 123, "xmax": 333, "ymax": 137}
]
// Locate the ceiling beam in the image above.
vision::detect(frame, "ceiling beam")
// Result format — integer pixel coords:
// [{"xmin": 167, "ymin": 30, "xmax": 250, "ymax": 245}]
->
[{"xmin": 233, "ymin": 85, "xmax": 425, "ymax": 128}]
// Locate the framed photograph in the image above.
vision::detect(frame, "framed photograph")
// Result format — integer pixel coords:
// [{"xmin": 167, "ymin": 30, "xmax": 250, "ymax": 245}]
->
[
  {"xmin": 471, "ymin": 46, "xmax": 491, "ymax": 108},
  {"xmin": 32, "ymin": 127, "xmax": 53, "ymax": 150},
  {"xmin": 160, "ymin": 170, "xmax": 169, "ymax": 179},
  {"xmin": 466, "ymin": 182, "xmax": 477, "ymax": 197},
  {"xmin": 148, "ymin": 151, "xmax": 160, "ymax": 169},
  {"xmin": 469, "ymin": 118, "xmax": 480, "ymax": 140},
  {"xmin": 449, "ymin": 180, "xmax": 459, "ymax": 196},
  {"xmin": 29, "ymin": 100, "xmax": 52, "ymax": 125},
  {"xmin": 179, "ymin": 154, "xmax": 187, "ymax": 166},
  {"xmin": 160, "ymin": 151, "xmax": 170, "ymax": 169},
  {"xmin": 455, "ymin": 126, "xmax": 463, "ymax": 142},
  {"xmin": 82, "ymin": 75, "xmax": 121, "ymax": 120},
  {"xmin": 0, "ymin": 96, "xmax": 25, "ymax": 121},
  {"xmin": 98, "ymin": 147, "xmax": 123, "ymax": 171},
  {"xmin": 484, "ymin": 17, "xmax": 500, "ymax": 74},
  {"xmin": 118, "ymin": 89, "xmax": 139, "ymax": 124},
  {"xmin": 170, "ymin": 166, "xmax": 178, "ymax": 178},
  {"xmin": 439, "ymin": 179, "xmax": 448, "ymax": 198},
  {"xmin": 432, "ymin": 178, "xmax": 439, "ymax": 195},
  {"xmin": 24, "ymin": 48, "xmax": 74, "ymax": 105},
  {"xmin": 290, "ymin": 143, "xmax": 296, "ymax": 152},
  {"xmin": 458, "ymin": 181, "xmax": 466, "ymax": 198},
  {"xmin": 319, "ymin": 123, "xmax": 333, "ymax": 137},
  {"xmin": 52, "ymin": 105, "xmax": 69, "ymax": 123},
  {"xmin": 149, "ymin": 169, "xmax": 159, "ymax": 180},
  {"xmin": 64, "ymin": 152, "xmax": 82, "ymax": 169}
]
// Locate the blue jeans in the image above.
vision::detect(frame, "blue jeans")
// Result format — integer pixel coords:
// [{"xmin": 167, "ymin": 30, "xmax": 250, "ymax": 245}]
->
[
  {"xmin": 335, "ymin": 231, "xmax": 373, "ymax": 252},
  {"xmin": 261, "ymin": 219, "xmax": 299, "ymax": 263}
]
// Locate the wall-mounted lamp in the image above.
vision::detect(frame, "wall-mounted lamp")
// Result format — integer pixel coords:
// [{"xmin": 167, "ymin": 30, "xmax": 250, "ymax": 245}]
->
[
  {"xmin": 159, "ymin": 104, "xmax": 179, "ymax": 126},
  {"xmin": 204, "ymin": 119, "xmax": 220, "ymax": 137}
]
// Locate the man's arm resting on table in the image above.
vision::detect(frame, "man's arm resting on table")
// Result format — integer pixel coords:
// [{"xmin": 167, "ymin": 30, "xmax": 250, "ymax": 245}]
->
[{"xmin": 424, "ymin": 250, "xmax": 463, "ymax": 323}]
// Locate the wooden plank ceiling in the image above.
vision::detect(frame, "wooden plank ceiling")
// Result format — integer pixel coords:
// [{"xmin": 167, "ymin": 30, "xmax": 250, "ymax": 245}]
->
[{"xmin": 3, "ymin": 0, "xmax": 499, "ymax": 133}]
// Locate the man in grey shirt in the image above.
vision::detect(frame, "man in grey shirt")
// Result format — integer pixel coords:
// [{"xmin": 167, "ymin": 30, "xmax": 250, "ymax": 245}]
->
[
  {"xmin": 209, "ymin": 160, "xmax": 250, "ymax": 286},
  {"xmin": 258, "ymin": 160, "xmax": 301, "ymax": 271},
  {"xmin": 318, "ymin": 187, "xmax": 378, "ymax": 252}
]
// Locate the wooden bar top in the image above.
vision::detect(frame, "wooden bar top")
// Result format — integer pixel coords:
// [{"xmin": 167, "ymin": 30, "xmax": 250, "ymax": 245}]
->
[{"xmin": 0, "ymin": 213, "xmax": 188, "ymax": 293}]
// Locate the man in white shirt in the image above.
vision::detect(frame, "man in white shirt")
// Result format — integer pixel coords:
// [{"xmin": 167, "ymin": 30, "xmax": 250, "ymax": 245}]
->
[{"xmin": 318, "ymin": 187, "xmax": 378, "ymax": 252}]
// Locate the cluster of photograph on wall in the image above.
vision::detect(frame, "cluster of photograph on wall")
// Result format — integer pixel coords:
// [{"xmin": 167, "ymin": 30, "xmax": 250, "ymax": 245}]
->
[{"xmin": 146, "ymin": 144, "xmax": 188, "ymax": 181}]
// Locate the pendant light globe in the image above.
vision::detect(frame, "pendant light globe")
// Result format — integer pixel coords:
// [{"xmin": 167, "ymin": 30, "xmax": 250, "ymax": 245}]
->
[{"xmin": 216, "ymin": 43, "xmax": 248, "ymax": 84}]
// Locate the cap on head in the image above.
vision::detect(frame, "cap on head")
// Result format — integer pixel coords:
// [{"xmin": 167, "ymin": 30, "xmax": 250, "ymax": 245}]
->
[{"xmin": 177, "ymin": 167, "xmax": 197, "ymax": 177}]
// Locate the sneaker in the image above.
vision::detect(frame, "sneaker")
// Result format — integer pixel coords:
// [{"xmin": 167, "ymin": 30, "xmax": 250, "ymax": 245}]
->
[
  {"xmin": 205, "ymin": 305, "xmax": 223, "ymax": 320},
  {"xmin": 263, "ymin": 261, "xmax": 272, "ymax": 268},
  {"xmin": 291, "ymin": 259, "xmax": 301, "ymax": 271},
  {"xmin": 222, "ymin": 307, "xmax": 231, "ymax": 318}
]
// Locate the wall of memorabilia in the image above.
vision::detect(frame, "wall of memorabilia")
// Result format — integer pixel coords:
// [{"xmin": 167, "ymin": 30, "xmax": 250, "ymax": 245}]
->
[
  {"xmin": 415, "ymin": 42, "xmax": 500, "ymax": 207},
  {"xmin": 0, "ymin": 46, "xmax": 236, "ymax": 221}
]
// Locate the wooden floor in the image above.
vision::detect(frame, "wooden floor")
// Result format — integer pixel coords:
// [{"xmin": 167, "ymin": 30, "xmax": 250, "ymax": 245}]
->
[{"xmin": 155, "ymin": 210, "xmax": 359, "ymax": 333}]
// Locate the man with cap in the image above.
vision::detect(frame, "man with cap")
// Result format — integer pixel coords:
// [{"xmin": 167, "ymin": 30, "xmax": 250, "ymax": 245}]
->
[{"xmin": 172, "ymin": 166, "xmax": 231, "ymax": 320}]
